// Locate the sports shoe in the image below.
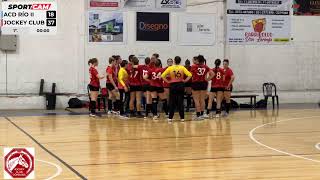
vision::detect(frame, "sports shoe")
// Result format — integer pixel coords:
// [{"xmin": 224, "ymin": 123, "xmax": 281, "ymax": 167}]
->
[
  {"xmin": 89, "ymin": 113, "xmax": 96, "ymax": 117},
  {"xmin": 215, "ymin": 114, "xmax": 221, "ymax": 118},
  {"xmin": 120, "ymin": 115, "xmax": 129, "ymax": 120},
  {"xmin": 153, "ymin": 115, "xmax": 160, "ymax": 120},
  {"xmin": 202, "ymin": 113, "xmax": 210, "ymax": 119},
  {"xmin": 181, "ymin": 119, "xmax": 185, "ymax": 122},
  {"xmin": 167, "ymin": 118, "xmax": 173, "ymax": 123},
  {"xmin": 223, "ymin": 112, "xmax": 229, "ymax": 117},
  {"xmin": 136, "ymin": 114, "xmax": 144, "ymax": 118},
  {"xmin": 192, "ymin": 116, "xmax": 202, "ymax": 121},
  {"xmin": 107, "ymin": 111, "xmax": 113, "ymax": 115}
]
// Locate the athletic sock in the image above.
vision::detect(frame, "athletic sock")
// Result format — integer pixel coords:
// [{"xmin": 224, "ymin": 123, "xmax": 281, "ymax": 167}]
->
[
  {"xmin": 130, "ymin": 110, "xmax": 135, "ymax": 116},
  {"xmin": 201, "ymin": 111, "xmax": 204, "ymax": 116},
  {"xmin": 226, "ymin": 103, "xmax": 231, "ymax": 113},
  {"xmin": 186, "ymin": 94, "xmax": 191, "ymax": 111},
  {"xmin": 206, "ymin": 109, "xmax": 210, "ymax": 115},
  {"xmin": 216, "ymin": 108, "xmax": 221, "ymax": 114},
  {"xmin": 152, "ymin": 98, "xmax": 158, "ymax": 116},
  {"xmin": 118, "ymin": 100, "xmax": 124, "ymax": 115},
  {"xmin": 90, "ymin": 101, "xmax": 96, "ymax": 114},
  {"xmin": 146, "ymin": 104, "xmax": 152, "ymax": 116},
  {"xmin": 108, "ymin": 99, "xmax": 113, "ymax": 111},
  {"xmin": 196, "ymin": 112, "xmax": 201, "ymax": 117},
  {"xmin": 113, "ymin": 101, "xmax": 118, "ymax": 111},
  {"xmin": 162, "ymin": 99, "xmax": 168, "ymax": 115}
]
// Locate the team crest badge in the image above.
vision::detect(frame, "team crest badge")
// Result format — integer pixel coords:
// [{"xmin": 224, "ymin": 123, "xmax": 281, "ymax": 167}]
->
[{"xmin": 3, "ymin": 148, "xmax": 35, "ymax": 179}]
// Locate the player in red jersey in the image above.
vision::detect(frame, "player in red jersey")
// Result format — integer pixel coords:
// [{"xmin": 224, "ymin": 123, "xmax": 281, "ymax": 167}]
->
[
  {"xmin": 184, "ymin": 59, "xmax": 192, "ymax": 112},
  {"xmin": 207, "ymin": 59, "xmax": 225, "ymax": 118},
  {"xmin": 223, "ymin": 59, "xmax": 235, "ymax": 116},
  {"xmin": 140, "ymin": 57, "xmax": 152, "ymax": 118},
  {"xmin": 106, "ymin": 57, "xmax": 120, "ymax": 114},
  {"xmin": 129, "ymin": 57, "xmax": 144, "ymax": 118},
  {"xmin": 190, "ymin": 55, "xmax": 213, "ymax": 120},
  {"xmin": 144, "ymin": 59, "xmax": 167, "ymax": 119},
  {"xmin": 162, "ymin": 58, "xmax": 173, "ymax": 117},
  {"xmin": 88, "ymin": 58, "xmax": 105, "ymax": 117}
]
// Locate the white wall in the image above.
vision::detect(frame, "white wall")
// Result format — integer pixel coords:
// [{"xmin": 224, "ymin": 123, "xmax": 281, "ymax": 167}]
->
[{"xmin": 0, "ymin": 0, "xmax": 319, "ymax": 109}]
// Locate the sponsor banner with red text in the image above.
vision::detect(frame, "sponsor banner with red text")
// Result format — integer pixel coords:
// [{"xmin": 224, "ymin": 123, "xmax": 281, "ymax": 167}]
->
[
  {"xmin": 3, "ymin": 147, "xmax": 35, "ymax": 179},
  {"xmin": 89, "ymin": 0, "xmax": 185, "ymax": 11},
  {"xmin": 1, "ymin": 1, "xmax": 57, "ymax": 35},
  {"xmin": 227, "ymin": 15, "xmax": 290, "ymax": 44}
]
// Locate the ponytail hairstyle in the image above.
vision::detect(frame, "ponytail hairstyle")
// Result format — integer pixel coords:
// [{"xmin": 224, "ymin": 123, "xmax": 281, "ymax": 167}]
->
[
  {"xmin": 185, "ymin": 59, "xmax": 191, "ymax": 67},
  {"xmin": 155, "ymin": 59, "xmax": 162, "ymax": 68},
  {"xmin": 197, "ymin": 55, "xmax": 206, "ymax": 65},
  {"xmin": 88, "ymin": 58, "xmax": 98, "ymax": 66},
  {"xmin": 120, "ymin": 60, "xmax": 128, "ymax": 67},
  {"xmin": 214, "ymin": 59, "xmax": 221, "ymax": 74},
  {"xmin": 145, "ymin": 57, "xmax": 151, "ymax": 65},
  {"xmin": 132, "ymin": 57, "xmax": 139, "ymax": 65},
  {"xmin": 109, "ymin": 57, "xmax": 115, "ymax": 64}
]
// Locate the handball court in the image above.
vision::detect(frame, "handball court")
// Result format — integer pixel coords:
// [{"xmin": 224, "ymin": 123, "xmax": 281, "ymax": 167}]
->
[{"xmin": 1, "ymin": 107, "xmax": 320, "ymax": 179}]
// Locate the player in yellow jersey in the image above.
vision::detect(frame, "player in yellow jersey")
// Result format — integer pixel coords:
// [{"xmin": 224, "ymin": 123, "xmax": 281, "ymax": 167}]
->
[
  {"xmin": 161, "ymin": 56, "xmax": 192, "ymax": 122},
  {"xmin": 118, "ymin": 60, "xmax": 129, "ymax": 119}
]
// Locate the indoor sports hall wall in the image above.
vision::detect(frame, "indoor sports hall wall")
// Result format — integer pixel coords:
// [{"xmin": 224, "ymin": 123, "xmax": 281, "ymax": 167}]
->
[{"xmin": 0, "ymin": 0, "xmax": 319, "ymax": 109}]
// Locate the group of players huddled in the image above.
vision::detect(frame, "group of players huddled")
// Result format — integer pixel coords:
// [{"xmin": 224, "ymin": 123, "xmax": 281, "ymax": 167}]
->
[{"xmin": 88, "ymin": 53, "xmax": 235, "ymax": 122}]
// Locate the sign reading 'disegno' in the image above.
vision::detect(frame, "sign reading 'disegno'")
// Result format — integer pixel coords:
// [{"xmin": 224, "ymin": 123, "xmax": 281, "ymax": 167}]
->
[
  {"xmin": 293, "ymin": 0, "xmax": 320, "ymax": 15},
  {"xmin": 89, "ymin": 0, "xmax": 186, "ymax": 11},
  {"xmin": 178, "ymin": 14, "xmax": 215, "ymax": 46},
  {"xmin": 1, "ymin": 1, "xmax": 57, "ymax": 35},
  {"xmin": 136, "ymin": 12, "xmax": 169, "ymax": 41},
  {"xmin": 227, "ymin": 0, "xmax": 291, "ymax": 45}
]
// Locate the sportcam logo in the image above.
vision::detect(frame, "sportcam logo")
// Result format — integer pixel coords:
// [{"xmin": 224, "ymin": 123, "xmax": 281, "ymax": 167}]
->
[{"xmin": 160, "ymin": 0, "xmax": 182, "ymax": 8}]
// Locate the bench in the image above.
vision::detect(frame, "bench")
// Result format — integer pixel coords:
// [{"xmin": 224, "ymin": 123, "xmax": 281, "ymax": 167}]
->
[{"xmin": 231, "ymin": 95, "xmax": 259, "ymax": 108}]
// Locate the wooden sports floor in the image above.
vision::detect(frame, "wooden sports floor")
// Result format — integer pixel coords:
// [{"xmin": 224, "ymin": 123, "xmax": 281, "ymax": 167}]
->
[{"xmin": 1, "ymin": 107, "xmax": 320, "ymax": 179}]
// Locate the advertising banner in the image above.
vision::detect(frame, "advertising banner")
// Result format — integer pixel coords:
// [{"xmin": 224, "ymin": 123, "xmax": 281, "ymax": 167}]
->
[
  {"xmin": 155, "ymin": 0, "xmax": 186, "ymax": 11},
  {"xmin": 89, "ymin": 0, "xmax": 186, "ymax": 11},
  {"xmin": 136, "ymin": 12, "xmax": 169, "ymax": 41},
  {"xmin": 227, "ymin": 0, "xmax": 291, "ymax": 15},
  {"xmin": 89, "ymin": 0, "xmax": 123, "ymax": 10},
  {"xmin": 227, "ymin": 15, "xmax": 291, "ymax": 44},
  {"xmin": 293, "ymin": 0, "xmax": 320, "ymax": 15},
  {"xmin": 88, "ymin": 11, "xmax": 125, "ymax": 43},
  {"xmin": 177, "ymin": 14, "xmax": 215, "ymax": 46}
]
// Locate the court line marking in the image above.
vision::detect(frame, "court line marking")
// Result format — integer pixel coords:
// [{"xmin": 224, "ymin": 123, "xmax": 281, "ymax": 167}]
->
[
  {"xmin": 37, "ymin": 159, "xmax": 62, "ymax": 180},
  {"xmin": 315, "ymin": 143, "xmax": 320, "ymax": 151},
  {"xmin": 250, "ymin": 115, "xmax": 320, "ymax": 163},
  {"xmin": 4, "ymin": 117, "xmax": 88, "ymax": 180}
]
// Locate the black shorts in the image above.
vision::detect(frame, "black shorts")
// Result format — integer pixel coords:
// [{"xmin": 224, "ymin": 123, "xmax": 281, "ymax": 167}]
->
[
  {"xmin": 149, "ymin": 86, "xmax": 164, "ymax": 93},
  {"xmin": 191, "ymin": 82, "xmax": 208, "ymax": 91},
  {"xmin": 224, "ymin": 86, "xmax": 233, "ymax": 92},
  {"xmin": 185, "ymin": 82, "xmax": 192, "ymax": 87},
  {"xmin": 88, "ymin": 84, "xmax": 100, "ymax": 91},
  {"xmin": 210, "ymin": 87, "xmax": 225, "ymax": 92},
  {"xmin": 170, "ymin": 82, "xmax": 185, "ymax": 94},
  {"xmin": 130, "ymin": 85, "xmax": 142, "ymax": 92},
  {"xmin": 106, "ymin": 83, "xmax": 115, "ymax": 91},
  {"xmin": 142, "ymin": 85, "xmax": 150, "ymax": 92}
]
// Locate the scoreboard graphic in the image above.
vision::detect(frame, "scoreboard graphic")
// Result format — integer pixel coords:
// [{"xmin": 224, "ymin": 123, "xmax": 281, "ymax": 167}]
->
[{"xmin": 1, "ymin": 1, "xmax": 57, "ymax": 35}]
